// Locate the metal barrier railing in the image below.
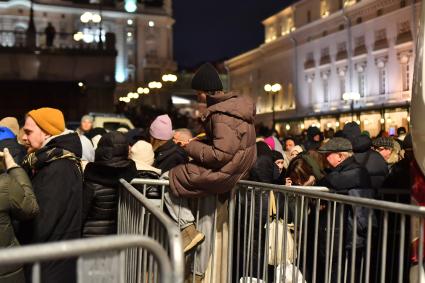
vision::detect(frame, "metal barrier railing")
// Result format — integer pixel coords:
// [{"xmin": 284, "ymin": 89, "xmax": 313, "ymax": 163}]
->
[
  {"xmin": 232, "ymin": 180, "xmax": 421, "ymax": 283},
  {"xmin": 0, "ymin": 235, "xmax": 172, "ymax": 283},
  {"xmin": 118, "ymin": 179, "xmax": 184, "ymax": 283},
  {"xmin": 120, "ymin": 178, "xmax": 421, "ymax": 283}
]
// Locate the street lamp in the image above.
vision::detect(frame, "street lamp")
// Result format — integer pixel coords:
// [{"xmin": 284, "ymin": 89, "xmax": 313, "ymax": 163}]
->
[
  {"xmin": 342, "ymin": 92, "xmax": 360, "ymax": 121},
  {"xmin": 264, "ymin": 83, "xmax": 282, "ymax": 130},
  {"xmin": 162, "ymin": 74, "xmax": 178, "ymax": 82}
]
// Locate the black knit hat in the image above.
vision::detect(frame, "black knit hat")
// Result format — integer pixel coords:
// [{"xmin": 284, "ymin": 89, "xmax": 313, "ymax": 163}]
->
[{"xmin": 191, "ymin": 63, "xmax": 223, "ymax": 92}]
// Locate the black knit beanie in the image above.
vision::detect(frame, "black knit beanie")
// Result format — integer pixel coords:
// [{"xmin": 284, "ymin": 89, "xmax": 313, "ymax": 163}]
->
[{"xmin": 191, "ymin": 63, "xmax": 223, "ymax": 92}]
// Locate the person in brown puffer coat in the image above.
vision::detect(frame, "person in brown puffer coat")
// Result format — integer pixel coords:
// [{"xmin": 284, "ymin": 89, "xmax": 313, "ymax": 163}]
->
[
  {"xmin": 169, "ymin": 63, "xmax": 257, "ymax": 198},
  {"xmin": 167, "ymin": 63, "xmax": 256, "ymax": 262}
]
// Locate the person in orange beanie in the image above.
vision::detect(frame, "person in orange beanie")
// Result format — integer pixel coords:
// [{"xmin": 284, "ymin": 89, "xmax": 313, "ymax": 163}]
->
[{"xmin": 19, "ymin": 107, "xmax": 83, "ymax": 283}]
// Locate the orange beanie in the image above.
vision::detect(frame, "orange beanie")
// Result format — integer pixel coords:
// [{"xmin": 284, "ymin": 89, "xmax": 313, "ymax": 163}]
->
[{"xmin": 28, "ymin": 107, "xmax": 65, "ymax": 136}]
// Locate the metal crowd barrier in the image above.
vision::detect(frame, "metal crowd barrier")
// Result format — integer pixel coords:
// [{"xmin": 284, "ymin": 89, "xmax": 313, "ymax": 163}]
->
[
  {"xmin": 0, "ymin": 235, "xmax": 172, "ymax": 283},
  {"xmin": 121, "ymin": 178, "xmax": 423, "ymax": 283},
  {"xmin": 118, "ymin": 179, "xmax": 184, "ymax": 283}
]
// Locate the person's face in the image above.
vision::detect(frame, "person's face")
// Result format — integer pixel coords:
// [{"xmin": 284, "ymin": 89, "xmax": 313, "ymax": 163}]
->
[
  {"xmin": 197, "ymin": 91, "xmax": 207, "ymax": 104},
  {"xmin": 22, "ymin": 116, "xmax": 50, "ymax": 152},
  {"xmin": 313, "ymin": 134, "xmax": 321, "ymax": 142},
  {"xmin": 376, "ymin": 147, "xmax": 392, "ymax": 161},
  {"xmin": 275, "ymin": 159, "xmax": 284, "ymax": 173},
  {"xmin": 286, "ymin": 140, "xmax": 295, "ymax": 151},
  {"xmin": 326, "ymin": 152, "xmax": 343, "ymax": 168},
  {"xmin": 81, "ymin": 119, "xmax": 93, "ymax": 132}
]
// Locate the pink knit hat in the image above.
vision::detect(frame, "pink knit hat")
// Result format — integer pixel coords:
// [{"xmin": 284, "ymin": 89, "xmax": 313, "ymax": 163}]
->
[
  {"xmin": 149, "ymin": 114, "xmax": 173, "ymax": 141},
  {"xmin": 263, "ymin": 136, "xmax": 275, "ymax": 150}
]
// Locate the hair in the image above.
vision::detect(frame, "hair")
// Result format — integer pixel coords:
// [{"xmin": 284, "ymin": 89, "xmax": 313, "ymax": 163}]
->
[
  {"xmin": 306, "ymin": 150, "xmax": 326, "ymax": 171},
  {"xmin": 286, "ymin": 157, "xmax": 314, "ymax": 186}
]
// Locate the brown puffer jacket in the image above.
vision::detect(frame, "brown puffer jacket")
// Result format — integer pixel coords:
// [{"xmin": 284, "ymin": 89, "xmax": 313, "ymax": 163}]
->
[{"xmin": 169, "ymin": 91, "xmax": 257, "ymax": 197}]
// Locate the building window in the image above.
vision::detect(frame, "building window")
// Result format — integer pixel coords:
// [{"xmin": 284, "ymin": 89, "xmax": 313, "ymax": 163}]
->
[
  {"xmin": 307, "ymin": 10, "xmax": 311, "ymax": 23},
  {"xmin": 306, "ymin": 73, "xmax": 315, "ymax": 106},
  {"xmin": 401, "ymin": 63, "xmax": 410, "ymax": 91},
  {"xmin": 322, "ymin": 30, "xmax": 328, "ymax": 37},
  {"xmin": 358, "ymin": 72, "xmax": 366, "ymax": 97},
  {"xmin": 379, "ymin": 68, "xmax": 386, "ymax": 95},
  {"xmin": 356, "ymin": 17, "xmax": 362, "ymax": 24},
  {"xmin": 321, "ymin": 0, "xmax": 330, "ymax": 18},
  {"xmin": 266, "ymin": 25, "xmax": 277, "ymax": 42},
  {"xmin": 375, "ymin": 29, "xmax": 386, "ymax": 41},
  {"xmin": 398, "ymin": 21, "xmax": 411, "ymax": 34},
  {"xmin": 377, "ymin": 9, "xmax": 383, "ymax": 16},
  {"xmin": 339, "ymin": 24, "xmax": 344, "ymax": 31}
]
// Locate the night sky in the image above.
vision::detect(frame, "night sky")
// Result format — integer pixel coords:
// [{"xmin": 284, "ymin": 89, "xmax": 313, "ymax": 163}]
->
[{"xmin": 172, "ymin": 0, "xmax": 292, "ymax": 69}]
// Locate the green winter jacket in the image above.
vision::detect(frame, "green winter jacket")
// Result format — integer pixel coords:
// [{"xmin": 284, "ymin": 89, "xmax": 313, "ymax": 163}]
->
[{"xmin": 0, "ymin": 167, "xmax": 39, "ymax": 282}]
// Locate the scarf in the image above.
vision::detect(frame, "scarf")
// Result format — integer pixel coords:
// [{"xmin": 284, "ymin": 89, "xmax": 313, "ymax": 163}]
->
[{"xmin": 22, "ymin": 146, "xmax": 82, "ymax": 176}]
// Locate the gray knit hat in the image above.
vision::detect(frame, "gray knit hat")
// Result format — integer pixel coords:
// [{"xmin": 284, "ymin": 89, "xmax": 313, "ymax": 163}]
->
[
  {"xmin": 318, "ymin": 137, "xmax": 353, "ymax": 153},
  {"xmin": 191, "ymin": 63, "xmax": 223, "ymax": 92},
  {"xmin": 372, "ymin": 137, "xmax": 394, "ymax": 149}
]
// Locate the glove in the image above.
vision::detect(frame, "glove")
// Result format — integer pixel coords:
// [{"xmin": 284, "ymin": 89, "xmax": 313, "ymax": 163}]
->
[{"xmin": 2, "ymin": 148, "xmax": 18, "ymax": 170}]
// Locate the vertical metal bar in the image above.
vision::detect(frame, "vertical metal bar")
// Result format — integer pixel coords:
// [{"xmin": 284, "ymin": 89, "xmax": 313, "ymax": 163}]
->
[
  {"xmin": 327, "ymin": 201, "xmax": 337, "ymax": 283},
  {"xmin": 312, "ymin": 199, "xmax": 321, "ymax": 283},
  {"xmin": 325, "ymin": 200, "xmax": 331, "ymax": 283},
  {"xmin": 228, "ymin": 188, "xmax": 236, "ymax": 283},
  {"xmin": 338, "ymin": 203, "xmax": 344, "ymax": 283},
  {"xmin": 364, "ymin": 208, "xmax": 373, "ymax": 283},
  {"xmin": 209, "ymin": 195, "xmax": 218, "ymax": 283},
  {"xmin": 295, "ymin": 196, "xmax": 305, "ymax": 283},
  {"xmin": 279, "ymin": 193, "xmax": 288, "ymax": 283},
  {"xmin": 32, "ymin": 262, "xmax": 41, "ymax": 283},
  {"xmin": 302, "ymin": 196, "xmax": 309, "ymax": 278},
  {"xmin": 161, "ymin": 185, "xmax": 165, "ymax": 210},
  {"xmin": 292, "ymin": 194, "xmax": 299, "ymax": 283},
  {"xmin": 242, "ymin": 189, "xmax": 249, "ymax": 281},
  {"xmin": 350, "ymin": 207, "xmax": 358, "ymax": 283},
  {"xmin": 257, "ymin": 190, "xmax": 264, "ymax": 279},
  {"xmin": 236, "ymin": 190, "xmax": 242, "ymax": 283},
  {"xmin": 398, "ymin": 214, "xmax": 406, "ymax": 283},
  {"xmin": 192, "ymin": 199, "xmax": 201, "ymax": 283},
  {"xmin": 263, "ymin": 192, "xmax": 271, "ymax": 283},
  {"xmin": 380, "ymin": 211, "xmax": 388, "ymax": 283}
]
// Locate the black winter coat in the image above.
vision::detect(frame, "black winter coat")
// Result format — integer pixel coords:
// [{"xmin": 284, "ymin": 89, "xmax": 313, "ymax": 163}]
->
[
  {"xmin": 19, "ymin": 133, "xmax": 83, "ymax": 283},
  {"xmin": 153, "ymin": 140, "xmax": 188, "ymax": 173},
  {"xmin": 82, "ymin": 162, "xmax": 137, "ymax": 237},
  {"xmin": 352, "ymin": 135, "xmax": 388, "ymax": 190},
  {"xmin": 320, "ymin": 157, "xmax": 375, "ymax": 249},
  {"xmin": 82, "ymin": 131, "xmax": 138, "ymax": 237}
]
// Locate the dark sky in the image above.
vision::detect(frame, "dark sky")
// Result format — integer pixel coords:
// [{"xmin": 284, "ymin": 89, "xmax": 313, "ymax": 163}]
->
[{"xmin": 172, "ymin": 0, "xmax": 292, "ymax": 69}]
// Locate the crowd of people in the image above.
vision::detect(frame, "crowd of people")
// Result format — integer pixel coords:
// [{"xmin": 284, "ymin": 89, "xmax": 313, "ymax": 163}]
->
[{"xmin": 0, "ymin": 62, "xmax": 416, "ymax": 283}]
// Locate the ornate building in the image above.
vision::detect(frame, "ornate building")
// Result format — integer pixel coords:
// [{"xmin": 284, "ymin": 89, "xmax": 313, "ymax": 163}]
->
[
  {"xmin": 226, "ymin": 0, "xmax": 418, "ymax": 137},
  {"xmin": 0, "ymin": 0, "xmax": 176, "ymax": 119}
]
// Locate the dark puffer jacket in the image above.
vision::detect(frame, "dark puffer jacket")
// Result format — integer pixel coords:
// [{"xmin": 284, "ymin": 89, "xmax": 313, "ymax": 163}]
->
[
  {"xmin": 82, "ymin": 132, "xmax": 138, "ymax": 237},
  {"xmin": 169, "ymin": 91, "xmax": 257, "ymax": 197},
  {"xmin": 0, "ymin": 167, "xmax": 38, "ymax": 282},
  {"xmin": 352, "ymin": 135, "xmax": 388, "ymax": 190},
  {"xmin": 153, "ymin": 140, "xmax": 188, "ymax": 173}
]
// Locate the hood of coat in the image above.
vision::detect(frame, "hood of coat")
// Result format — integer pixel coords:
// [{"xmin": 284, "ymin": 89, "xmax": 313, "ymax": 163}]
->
[
  {"xmin": 204, "ymin": 91, "xmax": 256, "ymax": 123},
  {"xmin": 95, "ymin": 132, "xmax": 130, "ymax": 167},
  {"xmin": 352, "ymin": 135, "xmax": 372, "ymax": 153},
  {"xmin": 84, "ymin": 160, "xmax": 138, "ymax": 187},
  {"xmin": 44, "ymin": 132, "xmax": 82, "ymax": 158}
]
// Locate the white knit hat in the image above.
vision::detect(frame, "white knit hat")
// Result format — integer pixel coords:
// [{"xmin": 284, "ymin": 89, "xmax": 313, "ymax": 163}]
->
[{"xmin": 130, "ymin": 141, "xmax": 161, "ymax": 175}]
